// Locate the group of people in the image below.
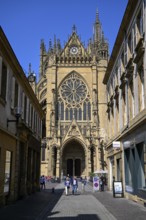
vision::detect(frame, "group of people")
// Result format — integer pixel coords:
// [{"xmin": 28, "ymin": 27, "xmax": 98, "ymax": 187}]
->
[
  {"xmin": 64, "ymin": 176, "xmax": 78, "ymax": 195},
  {"xmin": 64, "ymin": 175, "xmax": 87, "ymax": 195},
  {"xmin": 40, "ymin": 174, "xmax": 106, "ymax": 193}
]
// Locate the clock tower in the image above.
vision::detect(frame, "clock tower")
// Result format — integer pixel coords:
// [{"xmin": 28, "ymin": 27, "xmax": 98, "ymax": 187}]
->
[{"xmin": 37, "ymin": 10, "xmax": 109, "ymax": 178}]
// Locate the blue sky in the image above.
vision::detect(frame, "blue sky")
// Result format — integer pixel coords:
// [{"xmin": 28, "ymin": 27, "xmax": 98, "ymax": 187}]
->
[{"xmin": 0, "ymin": 0, "xmax": 128, "ymax": 79}]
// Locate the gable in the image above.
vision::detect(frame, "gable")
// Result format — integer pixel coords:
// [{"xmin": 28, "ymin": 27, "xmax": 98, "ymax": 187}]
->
[
  {"xmin": 62, "ymin": 118, "xmax": 86, "ymax": 144},
  {"xmin": 60, "ymin": 32, "xmax": 88, "ymax": 57}
]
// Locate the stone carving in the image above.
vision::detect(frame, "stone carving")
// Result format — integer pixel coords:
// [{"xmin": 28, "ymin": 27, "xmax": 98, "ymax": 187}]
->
[{"xmin": 69, "ymin": 125, "xmax": 79, "ymax": 136}]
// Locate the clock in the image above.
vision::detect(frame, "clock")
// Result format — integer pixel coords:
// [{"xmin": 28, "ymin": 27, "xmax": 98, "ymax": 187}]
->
[{"xmin": 70, "ymin": 46, "xmax": 78, "ymax": 55}]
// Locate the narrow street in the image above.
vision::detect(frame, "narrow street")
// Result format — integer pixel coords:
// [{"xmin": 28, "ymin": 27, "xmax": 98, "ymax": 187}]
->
[{"xmin": 0, "ymin": 181, "xmax": 146, "ymax": 220}]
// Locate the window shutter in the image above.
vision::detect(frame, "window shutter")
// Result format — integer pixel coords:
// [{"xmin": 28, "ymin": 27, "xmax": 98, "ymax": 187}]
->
[
  {"xmin": 11, "ymin": 77, "xmax": 15, "ymax": 109},
  {"xmin": 21, "ymin": 92, "xmax": 25, "ymax": 119},
  {"xmin": 26, "ymin": 98, "xmax": 29, "ymax": 124},
  {"xmin": 0, "ymin": 57, "xmax": 2, "ymax": 93}
]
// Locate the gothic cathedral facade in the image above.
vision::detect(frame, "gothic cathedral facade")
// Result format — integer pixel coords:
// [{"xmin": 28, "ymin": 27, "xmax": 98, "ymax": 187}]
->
[{"xmin": 37, "ymin": 12, "xmax": 108, "ymax": 178}]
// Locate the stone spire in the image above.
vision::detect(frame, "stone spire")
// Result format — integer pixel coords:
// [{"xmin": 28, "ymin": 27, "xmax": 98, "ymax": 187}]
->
[
  {"xmin": 93, "ymin": 9, "xmax": 102, "ymax": 45},
  {"xmin": 39, "ymin": 39, "xmax": 46, "ymax": 77},
  {"xmin": 54, "ymin": 35, "xmax": 57, "ymax": 54}
]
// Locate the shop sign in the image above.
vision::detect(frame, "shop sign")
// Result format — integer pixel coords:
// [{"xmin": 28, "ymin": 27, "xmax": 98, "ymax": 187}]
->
[
  {"xmin": 112, "ymin": 141, "xmax": 120, "ymax": 148},
  {"xmin": 113, "ymin": 181, "xmax": 124, "ymax": 197},
  {"xmin": 123, "ymin": 141, "xmax": 131, "ymax": 148}
]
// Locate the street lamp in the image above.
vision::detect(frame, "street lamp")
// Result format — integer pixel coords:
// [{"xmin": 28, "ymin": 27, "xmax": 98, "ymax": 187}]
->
[{"xmin": 7, "ymin": 106, "xmax": 22, "ymax": 127}]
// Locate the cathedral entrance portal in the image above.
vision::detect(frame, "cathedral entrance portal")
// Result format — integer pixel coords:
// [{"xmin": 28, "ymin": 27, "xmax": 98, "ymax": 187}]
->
[
  {"xmin": 62, "ymin": 140, "xmax": 85, "ymax": 177},
  {"xmin": 66, "ymin": 159, "xmax": 81, "ymax": 176},
  {"xmin": 67, "ymin": 159, "xmax": 73, "ymax": 176}
]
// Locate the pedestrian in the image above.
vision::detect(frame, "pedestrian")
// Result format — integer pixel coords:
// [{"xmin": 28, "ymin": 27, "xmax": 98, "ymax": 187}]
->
[
  {"xmin": 72, "ymin": 176, "xmax": 78, "ymax": 195},
  {"xmin": 42, "ymin": 175, "xmax": 46, "ymax": 189},
  {"xmin": 82, "ymin": 176, "xmax": 87, "ymax": 192},
  {"xmin": 100, "ymin": 175, "xmax": 105, "ymax": 191},
  {"xmin": 40, "ymin": 175, "xmax": 46, "ymax": 190},
  {"xmin": 64, "ymin": 177, "xmax": 70, "ymax": 195}
]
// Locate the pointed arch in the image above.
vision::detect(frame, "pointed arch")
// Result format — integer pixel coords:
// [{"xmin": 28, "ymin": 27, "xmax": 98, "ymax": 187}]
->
[
  {"xmin": 57, "ymin": 70, "xmax": 92, "ymax": 121},
  {"xmin": 61, "ymin": 137, "xmax": 86, "ymax": 156},
  {"xmin": 58, "ymin": 70, "xmax": 91, "ymax": 95}
]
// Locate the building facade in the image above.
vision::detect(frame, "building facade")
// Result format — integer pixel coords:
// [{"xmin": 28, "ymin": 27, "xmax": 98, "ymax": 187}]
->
[
  {"xmin": 37, "ymin": 12, "xmax": 109, "ymax": 178},
  {"xmin": 0, "ymin": 27, "xmax": 44, "ymax": 206},
  {"xmin": 104, "ymin": 0, "xmax": 146, "ymax": 205}
]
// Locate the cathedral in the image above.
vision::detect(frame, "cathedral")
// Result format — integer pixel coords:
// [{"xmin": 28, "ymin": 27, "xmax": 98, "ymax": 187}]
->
[{"xmin": 37, "ymin": 11, "xmax": 109, "ymax": 178}]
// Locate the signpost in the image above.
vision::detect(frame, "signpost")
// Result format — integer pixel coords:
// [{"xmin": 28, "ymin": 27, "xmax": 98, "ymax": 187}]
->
[
  {"xmin": 113, "ymin": 181, "xmax": 124, "ymax": 197},
  {"xmin": 93, "ymin": 176, "xmax": 100, "ymax": 191}
]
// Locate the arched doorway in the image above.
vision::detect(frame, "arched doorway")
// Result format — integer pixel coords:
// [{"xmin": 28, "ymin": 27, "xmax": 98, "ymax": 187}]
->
[
  {"xmin": 67, "ymin": 159, "xmax": 73, "ymax": 176},
  {"xmin": 62, "ymin": 140, "xmax": 85, "ymax": 177}
]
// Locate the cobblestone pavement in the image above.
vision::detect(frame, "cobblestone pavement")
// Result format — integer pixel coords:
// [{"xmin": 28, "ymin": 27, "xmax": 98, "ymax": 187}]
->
[{"xmin": 0, "ymin": 181, "xmax": 146, "ymax": 220}]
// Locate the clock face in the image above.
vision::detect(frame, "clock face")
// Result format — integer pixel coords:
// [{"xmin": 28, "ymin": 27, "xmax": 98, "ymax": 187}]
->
[{"xmin": 70, "ymin": 46, "xmax": 78, "ymax": 55}]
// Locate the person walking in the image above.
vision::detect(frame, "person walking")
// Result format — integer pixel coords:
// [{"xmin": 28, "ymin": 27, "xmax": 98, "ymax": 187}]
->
[
  {"xmin": 100, "ymin": 175, "xmax": 105, "ymax": 191},
  {"xmin": 40, "ymin": 175, "xmax": 46, "ymax": 190},
  {"xmin": 82, "ymin": 176, "xmax": 87, "ymax": 192},
  {"xmin": 64, "ymin": 177, "xmax": 70, "ymax": 195},
  {"xmin": 72, "ymin": 176, "xmax": 78, "ymax": 195}
]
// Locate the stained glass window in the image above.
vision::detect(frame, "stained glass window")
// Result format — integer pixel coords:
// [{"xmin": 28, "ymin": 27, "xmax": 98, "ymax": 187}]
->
[
  {"xmin": 58, "ymin": 72, "xmax": 91, "ymax": 121},
  {"xmin": 61, "ymin": 102, "xmax": 64, "ymax": 120},
  {"xmin": 60, "ymin": 72, "xmax": 87, "ymax": 105}
]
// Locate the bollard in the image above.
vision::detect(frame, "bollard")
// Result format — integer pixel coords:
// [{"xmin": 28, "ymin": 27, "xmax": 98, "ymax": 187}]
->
[{"xmin": 52, "ymin": 187, "xmax": 55, "ymax": 193}]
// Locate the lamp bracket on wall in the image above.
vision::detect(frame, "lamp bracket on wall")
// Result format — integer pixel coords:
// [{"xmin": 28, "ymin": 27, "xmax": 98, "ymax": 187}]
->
[{"xmin": 7, "ymin": 107, "xmax": 22, "ymax": 128}]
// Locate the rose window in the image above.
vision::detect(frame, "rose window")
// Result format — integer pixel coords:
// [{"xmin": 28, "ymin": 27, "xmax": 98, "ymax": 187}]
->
[{"xmin": 60, "ymin": 73, "xmax": 87, "ymax": 105}]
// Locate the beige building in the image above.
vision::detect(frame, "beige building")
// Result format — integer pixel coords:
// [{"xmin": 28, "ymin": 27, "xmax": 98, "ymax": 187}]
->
[
  {"xmin": 104, "ymin": 0, "xmax": 146, "ymax": 205},
  {"xmin": 37, "ymin": 12, "xmax": 109, "ymax": 178},
  {"xmin": 0, "ymin": 27, "xmax": 44, "ymax": 206}
]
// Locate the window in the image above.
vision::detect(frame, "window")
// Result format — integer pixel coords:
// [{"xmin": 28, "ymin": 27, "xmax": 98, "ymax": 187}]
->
[
  {"xmin": 138, "ymin": 68, "xmax": 144, "ymax": 111},
  {"xmin": 66, "ymin": 108, "xmax": 69, "ymax": 120},
  {"xmin": 124, "ymin": 41, "xmax": 127, "ymax": 66},
  {"xmin": 0, "ymin": 61, "xmax": 7, "ymax": 101},
  {"xmin": 14, "ymin": 80, "xmax": 18, "ymax": 108},
  {"xmin": 74, "ymin": 108, "xmax": 77, "ymax": 119},
  {"xmin": 70, "ymin": 108, "xmax": 73, "ymax": 120},
  {"xmin": 88, "ymin": 102, "xmax": 91, "ymax": 120},
  {"xmin": 60, "ymin": 73, "xmax": 87, "ymax": 104},
  {"xmin": 124, "ymin": 143, "xmax": 145, "ymax": 194},
  {"xmin": 79, "ymin": 108, "xmax": 82, "ymax": 120},
  {"xmin": 133, "ymin": 24, "xmax": 137, "ymax": 49},
  {"xmin": 24, "ymin": 95, "xmax": 27, "ymax": 122},
  {"xmin": 122, "ymin": 88, "xmax": 127, "ymax": 126},
  {"xmin": 58, "ymin": 72, "xmax": 91, "ymax": 121},
  {"xmin": 41, "ymin": 148, "xmax": 45, "ymax": 161},
  {"xmin": 129, "ymin": 79, "xmax": 135, "ymax": 119},
  {"xmin": 121, "ymin": 51, "xmax": 124, "ymax": 70},
  {"xmin": 31, "ymin": 106, "xmax": 33, "ymax": 128},
  {"xmin": 115, "ymin": 95, "xmax": 119, "ymax": 131},
  {"xmin": 40, "ymin": 89, "xmax": 47, "ymax": 99},
  {"xmin": 61, "ymin": 102, "xmax": 64, "ymax": 120},
  {"xmin": 128, "ymin": 33, "xmax": 132, "ymax": 57},
  {"xmin": 136, "ymin": 9, "xmax": 143, "ymax": 37}
]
